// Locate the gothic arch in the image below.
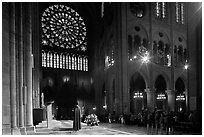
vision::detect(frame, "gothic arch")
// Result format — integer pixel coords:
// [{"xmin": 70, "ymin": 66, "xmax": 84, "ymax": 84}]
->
[
  {"xmin": 174, "ymin": 35, "xmax": 187, "ymax": 48},
  {"xmin": 153, "ymin": 31, "xmax": 170, "ymax": 44},
  {"xmin": 136, "ymin": 24, "xmax": 149, "ymax": 40},
  {"xmin": 154, "ymin": 75, "xmax": 167, "ymax": 93},
  {"xmin": 153, "ymin": 73, "xmax": 170, "ymax": 90},
  {"xmin": 175, "ymin": 77, "xmax": 185, "ymax": 94},
  {"xmin": 129, "ymin": 71, "xmax": 149, "ymax": 88},
  {"xmin": 174, "ymin": 35, "xmax": 187, "ymax": 66},
  {"xmin": 130, "ymin": 72, "xmax": 147, "ymax": 91},
  {"xmin": 128, "ymin": 24, "xmax": 149, "ymax": 43},
  {"xmin": 152, "ymin": 31, "xmax": 171, "ymax": 66},
  {"xmin": 175, "ymin": 74, "xmax": 187, "ymax": 89}
]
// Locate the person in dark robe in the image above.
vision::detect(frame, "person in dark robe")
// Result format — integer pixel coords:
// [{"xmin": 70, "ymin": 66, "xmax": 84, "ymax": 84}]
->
[{"xmin": 73, "ymin": 102, "xmax": 81, "ymax": 131}]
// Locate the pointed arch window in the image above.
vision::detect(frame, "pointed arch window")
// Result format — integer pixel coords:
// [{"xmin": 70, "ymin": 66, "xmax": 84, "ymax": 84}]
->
[
  {"xmin": 176, "ymin": 2, "xmax": 185, "ymax": 24},
  {"xmin": 42, "ymin": 50, "xmax": 46, "ymax": 67},
  {"xmin": 66, "ymin": 54, "xmax": 69, "ymax": 69},
  {"xmin": 50, "ymin": 52, "xmax": 53, "ymax": 68},
  {"xmin": 155, "ymin": 2, "xmax": 167, "ymax": 19},
  {"xmin": 56, "ymin": 53, "xmax": 59, "ymax": 68},
  {"xmin": 54, "ymin": 52, "xmax": 57, "ymax": 68},
  {"xmin": 68, "ymin": 54, "xmax": 72, "ymax": 70},
  {"xmin": 62, "ymin": 54, "xmax": 66, "ymax": 69},
  {"xmin": 41, "ymin": 4, "xmax": 88, "ymax": 71}
]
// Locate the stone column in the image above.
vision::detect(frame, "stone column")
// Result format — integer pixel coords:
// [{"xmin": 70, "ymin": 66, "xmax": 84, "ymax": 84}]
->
[
  {"xmin": 32, "ymin": 2, "xmax": 41, "ymax": 108},
  {"xmin": 46, "ymin": 103, "xmax": 53, "ymax": 129},
  {"xmin": 121, "ymin": 3, "xmax": 129, "ymax": 114},
  {"xmin": 184, "ymin": 90, "xmax": 188, "ymax": 112},
  {"xmin": 18, "ymin": 3, "xmax": 26, "ymax": 135},
  {"xmin": 24, "ymin": 3, "xmax": 34, "ymax": 133},
  {"xmin": 10, "ymin": 3, "xmax": 20, "ymax": 135},
  {"xmin": 114, "ymin": 3, "xmax": 122, "ymax": 115},
  {"xmin": 145, "ymin": 88, "xmax": 154, "ymax": 111},
  {"xmin": 166, "ymin": 90, "xmax": 175, "ymax": 112}
]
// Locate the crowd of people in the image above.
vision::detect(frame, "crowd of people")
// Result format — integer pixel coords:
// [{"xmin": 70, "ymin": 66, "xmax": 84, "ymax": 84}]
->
[{"xmin": 97, "ymin": 108, "xmax": 197, "ymax": 135}]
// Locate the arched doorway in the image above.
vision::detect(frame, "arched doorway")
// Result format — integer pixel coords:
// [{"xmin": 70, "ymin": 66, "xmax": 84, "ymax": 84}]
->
[
  {"xmin": 155, "ymin": 75, "xmax": 167, "ymax": 110},
  {"xmin": 175, "ymin": 78, "xmax": 186, "ymax": 112},
  {"xmin": 130, "ymin": 72, "xmax": 146, "ymax": 114}
]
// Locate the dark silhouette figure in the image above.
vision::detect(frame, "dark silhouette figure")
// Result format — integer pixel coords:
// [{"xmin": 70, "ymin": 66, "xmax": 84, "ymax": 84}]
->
[
  {"xmin": 42, "ymin": 86, "xmax": 54, "ymax": 105},
  {"xmin": 73, "ymin": 102, "xmax": 81, "ymax": 131}
]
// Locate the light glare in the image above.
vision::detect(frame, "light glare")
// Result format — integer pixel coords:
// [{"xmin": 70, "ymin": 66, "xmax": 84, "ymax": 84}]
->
[
  {"xmin": 142, "ymin": 55, "xmax": 149, "ymax": 63},
  {"xmin": 184, "ymin": 64, "xmax": 189, "ymax": 70}
]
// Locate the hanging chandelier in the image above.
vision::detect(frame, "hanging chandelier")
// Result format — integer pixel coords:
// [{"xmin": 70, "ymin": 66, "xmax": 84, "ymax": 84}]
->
[
  {"xmin": 176, "ymin": 94, "xmax": 185, "ymax": 101},
  {"xmin": 156, "ymin": 93, "xmax": 166, "ymax": 100},
  {"xmin": 133, "ymin": 91, "xmax": 143, "ymax": 98}
]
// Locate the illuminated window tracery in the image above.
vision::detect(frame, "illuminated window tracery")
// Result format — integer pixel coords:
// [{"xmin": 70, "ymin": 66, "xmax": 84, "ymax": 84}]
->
[
  {"xmin": 155, "ymin": 2, "xmax": 167, "ymax": 19},
  {"xmin": 41, "ymin": 5, "xmax": 88, "ymax": 71},
  {"xmin": 176, "ymin": 2, "xmax": 185, "ymax": 24}
]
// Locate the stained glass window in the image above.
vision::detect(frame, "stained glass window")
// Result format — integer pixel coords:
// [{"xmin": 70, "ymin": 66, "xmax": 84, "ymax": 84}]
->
[
  {"xmin": 181, "ymin": 3, "xmax": 184, "ymax": 24},
  {"xmin": 42, "ymin": 50, "xmax": 46, "ymax": 67},
  {"xmin": 41, "ymin": 4, "xmax": 86, "ymax": 49},
  {"xmin": 63, "ymin": 54, "xmax": 66, "ymax": 69},
  {"xmin": 74, "ymin": 56, "xmax": 77, "ymax": 70},
  {"xmin": 66, "ymin": 54, "xmax": 69, "ymax": 69},
  {"xmin": 155, "ymin": 2, "xmax": 167, "ymax": 19},
  {"xmin": 41, "ymin": 4, "xmax": 88, "ymax": 71},
  {"xmin": 50, "ymin": 52, "xmax": 52, "ymax": 67},
  {"xmin": 176, "ymin": 3, "xmax": 180, "ymax": 23},
  {"xmin": 54, "ymin": 53, "xmax": 57, "ymax": 68},
  {"xmin": 176, "ymin": 2, "xmax": 185, "ymax": 24},
  {"xmin": 101, "ymin": 2, "xmax": 104, "ymax": 18},
  {"xmin": 47, "ymin": 52, "xmax": 50, "ymax": 67},
  {"xmin": 69, "ymin": 55, "xmax": 72, "ymax": 70},
  {"xmin": 56, "ymin": 54, "xmax": 59, "ymax": 68},
  {"xmin": 60, "ymin": 54, "xmax": 63, "ymax": 69},
  {"xmin": 156, "ymin": 2, "xmax": 161, "ymax": 17},
  {"xmin": 85, "ymin": 57, "xmax": 88, "ymax": 71},
  {"xmin": 72, "ymin": 55, "xmax": 75, "ymax": 70},
  {"xmin": 78, "ymin": 56, "xmax": 82, "ymax": 71},
  {"xmin": 162, "ymin": 2, "xmax": 166, "ymax": 18}
]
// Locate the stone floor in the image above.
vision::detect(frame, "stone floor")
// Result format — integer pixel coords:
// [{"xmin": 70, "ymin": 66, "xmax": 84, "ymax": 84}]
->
[
  {"xmin": 34, "ymin": 120, "xmax": 147, "ymax": 135},
  {"xmin": 33, "ymin": 120, "xmax": 200, "ymax": 135}
]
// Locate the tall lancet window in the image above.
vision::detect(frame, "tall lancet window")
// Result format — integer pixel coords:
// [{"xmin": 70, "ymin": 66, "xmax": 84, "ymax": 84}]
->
[
  {"xmin": 176, "ymin": 2, "xmax": 185, "ymax": 24},
  {"xmin": 155, "ymin": 2, "xmax": 167, "ymax": 19},
  {"xmin": 41, "ymin": 4, "xmax": 88, "ymax": 71}
]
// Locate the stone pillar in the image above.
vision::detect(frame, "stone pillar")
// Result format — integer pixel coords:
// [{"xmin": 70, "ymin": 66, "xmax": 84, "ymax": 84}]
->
[
  {"xmin": 184, "ymin": 90, "xmax": 189, "ymax": 112},
  {"xmin": 145, "ymin": 88, "xmax": 154, "ymax": 111},
  {"xmin": 46, "ymin": 104, "xmax": 53, "ymax": 129},
  {"xmin": 32, "ymin": 2, "xmax": 41, "ymax": 108},
  {"xmin": 166, "ymin": 90, "xmax": 175, "ymax": 112},
  {"xmin": 2, "ymin": 2, "xmax": 11, "ymax": 135},
  {"xmin": 115, "ymin": 3, "xmax": 122, "ymax": 115},
  {"xmin": 19, "ymin": 3, "xmax": 26, "ymax": 135},
  {"xmin": 121, "ymin": 3, "xmax": 129, "ymax": 114},
  {"xmin": 10, "ymin": 3, "xmax": 20, "ymax": 135},
  {"xmin": 24, "ymin": 3, "xmax": 35, "ymax": 133}
]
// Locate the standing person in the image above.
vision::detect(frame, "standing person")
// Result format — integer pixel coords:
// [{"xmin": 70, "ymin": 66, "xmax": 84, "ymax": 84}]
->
[
  {"xmin": 147, "ymin": 111, "xmax": 154, "ymax": 134},
  {"xmin": 155, "ymin": 111, "xmax": 160, "ymax": 134},
  {"xmin": 108, "ymin": 113, "xmax": 112, "ymax": 123},
  {"xmin": 73, "ymin": 102, "xmax": 81, "ymax": 131},
  {"xmin": 159, "ymin": 112, "xmax": 164, "ymax": 135}
]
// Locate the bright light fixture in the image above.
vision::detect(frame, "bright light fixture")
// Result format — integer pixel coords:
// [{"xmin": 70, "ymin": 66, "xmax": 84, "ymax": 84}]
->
[
  {"xmin": 184, "ymin": 64, "xmax": 189, "ymax": 70},
  {"xmin": 142, "ymin": 55, "xmax": 149, "ymax": 63}
]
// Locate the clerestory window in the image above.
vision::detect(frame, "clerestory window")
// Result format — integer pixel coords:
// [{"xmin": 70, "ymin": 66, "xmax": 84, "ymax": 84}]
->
[
  {"xmin": 155, "ymin": 2, "xmax": 167, "ymax": 19},
  {"xmin": 176, "ymin": 2, "xmax": 185, "ymax": 24}
]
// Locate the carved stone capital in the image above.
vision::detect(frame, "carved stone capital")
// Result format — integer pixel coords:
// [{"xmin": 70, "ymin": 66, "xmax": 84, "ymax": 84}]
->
[{"xmin": 165, "ymin": 89, "xmax": 175, "ymax": 96}]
